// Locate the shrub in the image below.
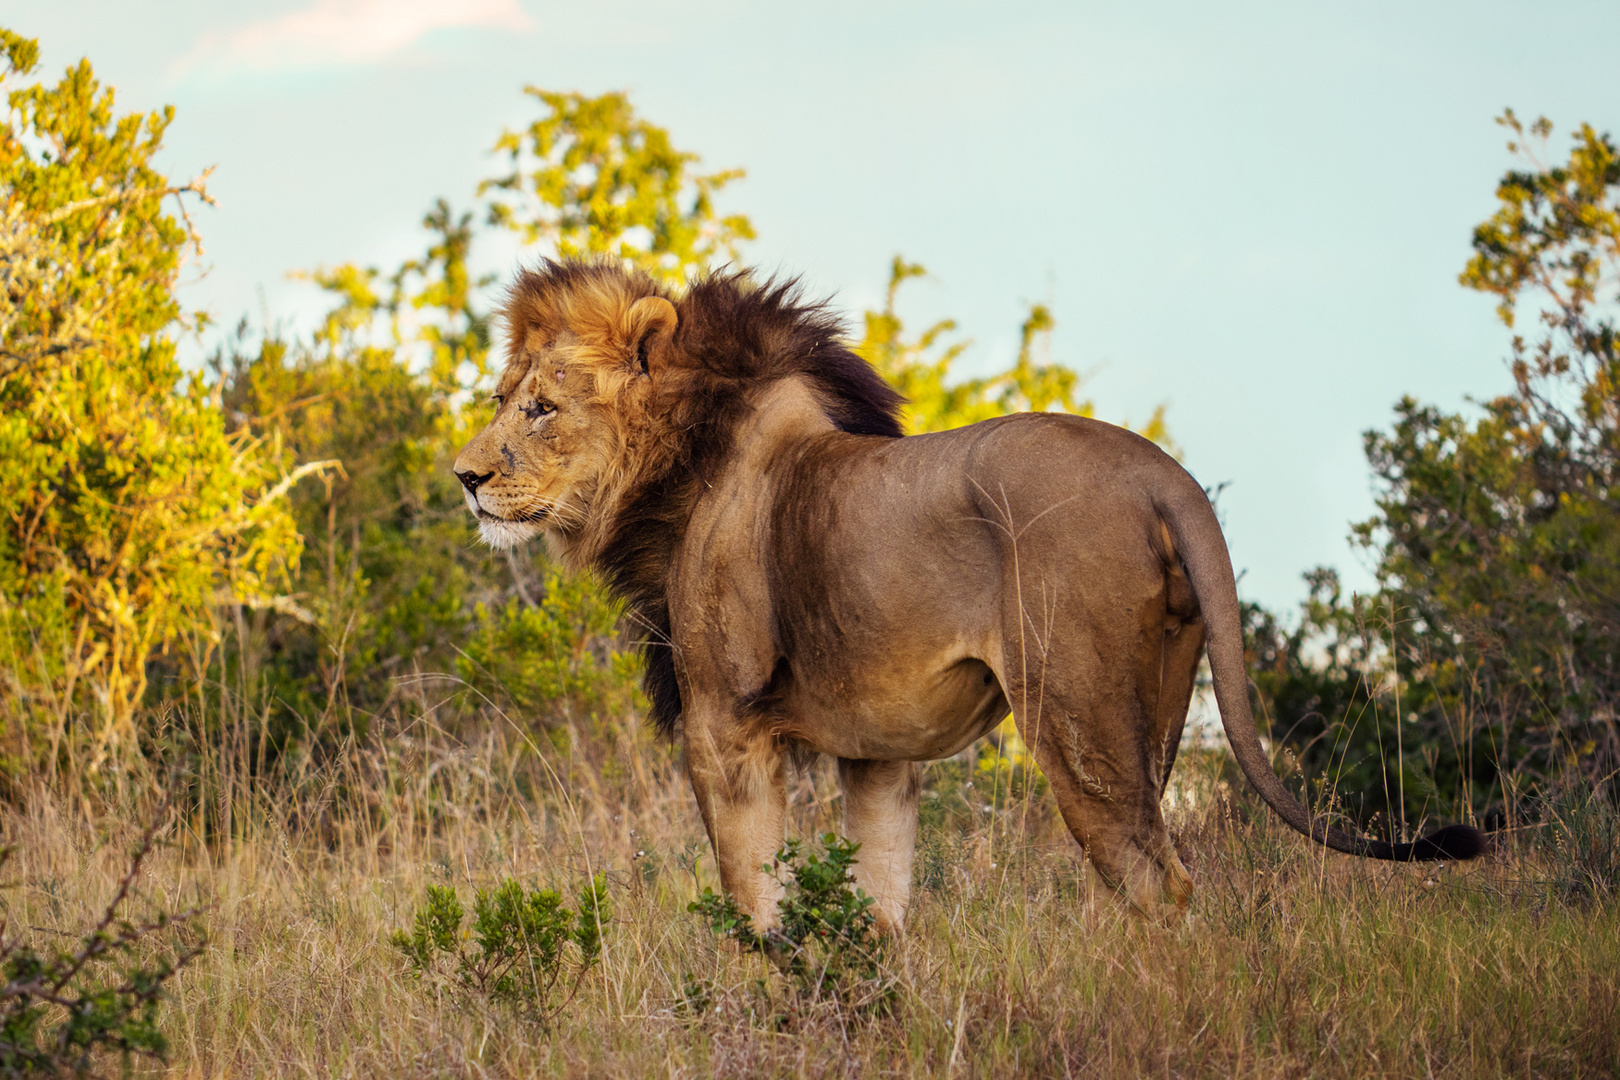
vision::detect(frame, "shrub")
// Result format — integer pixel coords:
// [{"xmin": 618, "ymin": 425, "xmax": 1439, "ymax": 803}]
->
[
  {"xmin": 0, "ymin": 827, "xmax": 205, "ymax": 1075},
  {"xmin": 691, "ymin": 834, "xmax": 889, "ymax": 1009},
  {"xmin": 0, "ymin": 28, "xmax": 313, "ymax": 772},
  {"xmin": 390, "ymin": 873, "xmax": 610, "ymax": 1027},
  {"xmin": 1537, "ymin": 787, "xmax": 1620, "ymax": 905},
  {"xmin": 972, "ymin": 722, "xmax": 1048, "ymax": 806},
  {"xmin": 455, "ymin": 570, "xmax": 642, "ymax": 728}
]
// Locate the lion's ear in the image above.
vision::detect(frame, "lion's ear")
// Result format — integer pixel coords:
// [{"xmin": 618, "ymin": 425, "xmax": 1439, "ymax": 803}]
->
[{"xmin": 624, "ymin": 296, "xmax": 678, "ymax": 379}]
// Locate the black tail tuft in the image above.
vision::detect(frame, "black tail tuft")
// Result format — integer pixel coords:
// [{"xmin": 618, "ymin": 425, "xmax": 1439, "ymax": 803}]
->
[{"xmin": 1397, "ymin": 823, "xmax": 1488, "ymax": 862}]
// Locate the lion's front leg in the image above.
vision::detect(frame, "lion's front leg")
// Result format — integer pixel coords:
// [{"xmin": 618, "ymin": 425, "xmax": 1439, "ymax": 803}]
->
[
  {"xmin": 685, "ymin": 711, "xmax": 788, "ymax": 933},
  {"xmin": 837, "ymin": 758, "xmax": 922, "ymax": 934}
]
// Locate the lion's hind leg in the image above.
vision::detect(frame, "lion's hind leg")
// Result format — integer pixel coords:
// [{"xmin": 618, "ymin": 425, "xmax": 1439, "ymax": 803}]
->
[
  {"xmin": 837, "ymin": 758, "xmax": 923, "ymax": 934},
  {"xmin": 1158, "ymin": 614, "xmax": 1206, "ymax": 792},
  {"xmin": 1003, "ymin": 627, "xmax": 1195, "ymax": 917}
]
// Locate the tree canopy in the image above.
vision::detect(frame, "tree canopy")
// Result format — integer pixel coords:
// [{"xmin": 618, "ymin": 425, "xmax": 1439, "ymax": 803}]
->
[{"xmin": 1250, "ymin": 112, "xmax": 1620, "ymax": 828}]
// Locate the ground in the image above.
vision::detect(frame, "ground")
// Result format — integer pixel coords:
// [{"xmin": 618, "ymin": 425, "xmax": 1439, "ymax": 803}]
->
[{"xmin": 5, "ymin": 711, "xmax": 1616, "ymax": 1079}]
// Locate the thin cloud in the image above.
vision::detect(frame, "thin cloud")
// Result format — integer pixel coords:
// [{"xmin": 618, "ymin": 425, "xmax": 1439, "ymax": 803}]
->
[{"xmin": 175, "ymin": 0, "xmax": 532, "ymax": 74}]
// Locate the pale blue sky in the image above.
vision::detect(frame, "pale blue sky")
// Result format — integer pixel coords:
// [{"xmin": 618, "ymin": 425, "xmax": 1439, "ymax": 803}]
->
[{"xmin": 9, "ymin": 0, "xmax": 1619, "ymax": 612}]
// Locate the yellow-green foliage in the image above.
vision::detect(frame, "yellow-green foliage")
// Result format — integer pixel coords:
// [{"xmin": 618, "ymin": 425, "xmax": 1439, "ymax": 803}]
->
[
  {"xmin": 481, "ymin": 88, "xmax": 755, "ymax": 285},
  {"xmin": 1252, "ymin": 114, "xmax": 1620, "ymax": 826},
  {"xmin": 0, "ymin": 31, "xmax": 311, "ymax": 771},
  {"xmin": 456, "ymin": 570, "xmax": 643, "ymax": 727}
]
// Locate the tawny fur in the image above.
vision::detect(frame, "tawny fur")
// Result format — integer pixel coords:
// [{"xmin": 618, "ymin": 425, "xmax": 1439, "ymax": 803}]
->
[{"xmin": 454, "ymin": 260, "xmax": 1484, "ymax": 933}]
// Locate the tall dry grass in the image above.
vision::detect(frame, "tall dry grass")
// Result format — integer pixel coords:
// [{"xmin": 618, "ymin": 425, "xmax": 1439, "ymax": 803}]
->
[{"xmin": 3, "ymin": 684, "xmax": 1616, "ymax": 1079}]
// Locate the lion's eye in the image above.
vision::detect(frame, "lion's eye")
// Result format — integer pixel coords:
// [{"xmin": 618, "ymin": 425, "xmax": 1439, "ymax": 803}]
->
[
  {"xmin": 490, "ymin": 394, "xmax": 505, "ymax": 407},
  {"xmin": 520, "ymin": 399, "xmax": 557, "ymax": 421}
]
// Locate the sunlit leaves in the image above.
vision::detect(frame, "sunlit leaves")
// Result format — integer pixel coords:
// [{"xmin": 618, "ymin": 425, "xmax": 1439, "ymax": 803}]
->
[
  {"xmin": 0, "ymin": 29, "xmax": 312, "ymax": 766},
  {"xmin": 1462, "ymin": 110, "xmax": 1620, "ymax": 331},
  {"xmin": 481, "ymin": 89, "xmax": 755, "ymax": 284}
]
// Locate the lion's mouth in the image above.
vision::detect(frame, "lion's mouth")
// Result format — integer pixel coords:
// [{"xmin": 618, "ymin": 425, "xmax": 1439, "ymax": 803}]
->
[
  {"xmin": 477, "ymin": 507, "xmax": 549, "ymax": 524},
  {"xmin": 473, "ymin": 509, "xmax": 545, "ymax": 552}
]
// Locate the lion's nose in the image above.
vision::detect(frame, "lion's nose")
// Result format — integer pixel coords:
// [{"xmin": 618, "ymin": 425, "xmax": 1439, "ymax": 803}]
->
[{"xmin": 456, "ymin": 469, "xmax": 494, "ymax": 494}]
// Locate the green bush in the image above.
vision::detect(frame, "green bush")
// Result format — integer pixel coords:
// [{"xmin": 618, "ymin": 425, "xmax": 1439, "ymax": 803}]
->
[
  {"xmin": 0, "ymin": 28, "xmax": 310, "ymax": 772},
  {"xmin": 0, "ymin": 830, "xmax": 205, "ymax": 1075},
  {"xmin": 1537, "ymin": 788, "xmax": 1620, "ymax": 905},
  {"xmin": 455, "ymin": 570, "xmax": 642, "ymax": 727},
  {"xmin": 390, "ymin": 873, "xmax": 610, "ymax": 1026},
  {"xmin": 691, "ymin": 834, "xmax": 889, "ymax": 1008}
]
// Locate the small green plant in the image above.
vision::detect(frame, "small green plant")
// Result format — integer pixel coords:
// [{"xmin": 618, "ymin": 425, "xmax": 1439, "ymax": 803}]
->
[
  {"xmin": 1538, "ymin": 788, "xmax": 1619, "ymax": 905},
  {"xmin": 390, "ymin": 873, "xmax": 610, "ymax": 1025},
  {"xmin": 690, "ymin": 834, "xmax": 889, "ymax": 1009},
  {"xmin": 0, "ymin": 827, "xmax": 206, "ymax": 1076},
  {"xmin": 673, "ymin": 973, "xmax": 714, "ymax": 1022},
  {"xmin": 454, "ymin": 572, "xmax": 643, "ymax": 726}
]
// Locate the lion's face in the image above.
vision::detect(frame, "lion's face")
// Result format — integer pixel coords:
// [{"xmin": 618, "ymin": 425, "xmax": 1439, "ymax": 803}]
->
[
  {"xmin": 452, "ymin": 331, "xmax": 614, "ymax": 550},
  {"xmin": 452, "ymin": 290, "xmax": 678, "ymax": 553}
]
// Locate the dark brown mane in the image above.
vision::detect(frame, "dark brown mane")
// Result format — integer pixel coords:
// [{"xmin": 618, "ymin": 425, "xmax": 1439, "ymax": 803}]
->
[
  {"xmin": 673, "ymin": 272, "xmax": 907, "ymax": 440},
  {"xmin": 583, "ymin": 266, "xmax": 906, "ymax": 738}
]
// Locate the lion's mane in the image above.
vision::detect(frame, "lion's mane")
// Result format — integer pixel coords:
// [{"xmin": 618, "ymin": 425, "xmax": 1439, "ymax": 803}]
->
[{"xmin": 500, "ymin": 262, "xmax": 905, "ymax": 737}]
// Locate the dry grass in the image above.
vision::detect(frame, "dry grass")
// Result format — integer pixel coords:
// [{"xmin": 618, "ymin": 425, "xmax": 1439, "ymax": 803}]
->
[{"xmin": 3, "ymin": 706, "xmax": 1616, "ymax": 1079}]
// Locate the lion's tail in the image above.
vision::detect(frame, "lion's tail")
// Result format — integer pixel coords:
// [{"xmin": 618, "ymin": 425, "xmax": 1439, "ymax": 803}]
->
[{"xmin": 1156, "ymin": 483, "xmax": 1485, "ymax": 863}]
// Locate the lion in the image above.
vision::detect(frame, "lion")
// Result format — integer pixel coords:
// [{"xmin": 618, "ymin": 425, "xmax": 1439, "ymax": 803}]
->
[{"xmin": 453, "ymin": 260, "xmax": 1484, "ymax": 931}]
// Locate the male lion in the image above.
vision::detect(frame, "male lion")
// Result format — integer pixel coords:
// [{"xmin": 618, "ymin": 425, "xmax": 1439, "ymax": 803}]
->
[{"xmin": 454, "ymin": 261, "xmax": 1483, "ymax": 931}]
